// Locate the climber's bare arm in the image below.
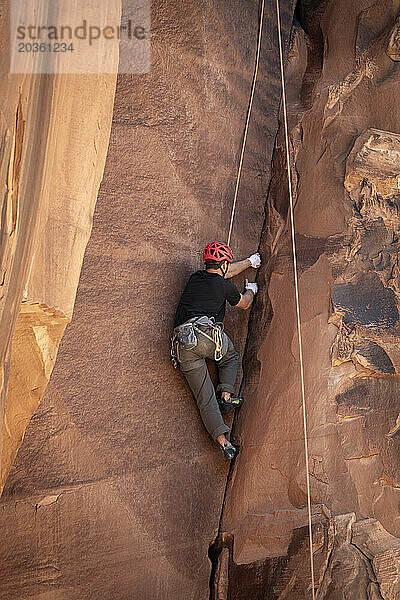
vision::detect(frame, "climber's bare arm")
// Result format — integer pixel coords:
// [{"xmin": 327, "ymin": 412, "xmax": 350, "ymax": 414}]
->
[
  {"xmin": 226, "ymin": 253, "xmax": 261, "ymax": 279},
  {"xmin": 225, "ymin": 258, "xmax": 251, "ymax": 279},
  {"xmin": 236, "ymin": 290, "xmax": 255, "ymax": 310}
]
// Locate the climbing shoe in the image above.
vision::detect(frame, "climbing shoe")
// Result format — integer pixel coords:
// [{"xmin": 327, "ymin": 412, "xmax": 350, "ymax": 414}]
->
[
  {"xmin": 220, "ymin": 442, "xmax": 239, "ymax": 460},
  {"xmin": 218, "ymin": 396, "xmax": 244, "ymax": 414}
]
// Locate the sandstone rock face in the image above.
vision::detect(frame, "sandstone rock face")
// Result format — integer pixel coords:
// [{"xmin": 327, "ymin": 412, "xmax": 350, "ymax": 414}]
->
[
  {"xmin": 4, "ymin": 0, "xmax": 398, "ymax": 598},
  {"xmin": 217, "ymin": 0, "xmax": 400, "ymax": 598},
  {"xmin": 0, "ymin": 1, "xmax": 119, "ymax": 492},
  {"xmin": 0, "ymin": 1, "xmax": 295, "ymax": 599}
]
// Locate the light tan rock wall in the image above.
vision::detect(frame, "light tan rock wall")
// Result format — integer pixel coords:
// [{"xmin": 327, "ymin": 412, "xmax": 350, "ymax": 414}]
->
[{"xmin": 0, "ymin": 1, "xmax": 119, "ymax": 493}]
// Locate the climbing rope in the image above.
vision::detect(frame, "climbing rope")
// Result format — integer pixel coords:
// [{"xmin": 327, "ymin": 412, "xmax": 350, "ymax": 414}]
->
[
  {"xmin": 275, "ymin": 0, "xmax": 316, "ymax": 597},
  {"xmin": 226, "ymin": 0, "xmax": 265, "ymax": 246}
]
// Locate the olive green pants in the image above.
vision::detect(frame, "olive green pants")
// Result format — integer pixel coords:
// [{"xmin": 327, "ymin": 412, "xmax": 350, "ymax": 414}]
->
[{"xmin": 178, "ymin": 329, "xmax": 239, "ymax": 439}]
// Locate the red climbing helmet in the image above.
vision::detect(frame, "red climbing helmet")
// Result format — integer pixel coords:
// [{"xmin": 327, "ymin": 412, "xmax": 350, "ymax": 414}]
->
[{"xmin": 203, "ymin": 241, "xmax": 234, "ymax": 263}]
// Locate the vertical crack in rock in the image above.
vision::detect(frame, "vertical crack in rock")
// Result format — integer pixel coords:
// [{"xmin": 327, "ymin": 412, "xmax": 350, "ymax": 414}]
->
[{"xmin": 208, "ymin": 2, "xmax": 298, "ymax": 597}]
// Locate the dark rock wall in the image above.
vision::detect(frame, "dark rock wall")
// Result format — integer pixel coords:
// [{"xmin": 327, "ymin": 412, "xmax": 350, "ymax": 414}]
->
[
  {"xmin": 219, "ymin": 0, "xmax": 400, "ymax": 598},
  {"xmin": 0, "ymin": 1, "xmax": 295, "ymax": 599}
]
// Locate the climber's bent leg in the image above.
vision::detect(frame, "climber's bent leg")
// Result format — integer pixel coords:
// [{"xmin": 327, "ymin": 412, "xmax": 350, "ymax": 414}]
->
[
  {"xmin": 180, "ymin": 352, "xmax": 229, "ymax": 440},
  {"xmin": 216, "ymin": 334, "xmax": 239, "ymax": 396},
  {"xmin": 216, "ymin": 334, "xmax": 244, "ymax": 413}
]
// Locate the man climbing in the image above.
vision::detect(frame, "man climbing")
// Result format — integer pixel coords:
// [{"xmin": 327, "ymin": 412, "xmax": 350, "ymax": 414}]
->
[{"xmin": 172, "ymin": 241, "xmax": 260, "ymax": 459}]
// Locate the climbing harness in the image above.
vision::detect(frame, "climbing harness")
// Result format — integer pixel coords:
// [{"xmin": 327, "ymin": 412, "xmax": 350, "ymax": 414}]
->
[
  {"xmin": 224, "ymin": 0, "xmax": 316, "ymax": 595},
  {"xmin": 276, "ymin": 0, "xmax": 316, "ymax": 596},
  {"xmin": 171, "ymin": 316, "xmax": 225, "ymax": 368}
]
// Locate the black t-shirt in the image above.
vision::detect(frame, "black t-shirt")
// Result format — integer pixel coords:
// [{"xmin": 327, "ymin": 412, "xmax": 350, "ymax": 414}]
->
[{"xmin": 174, "ymin": 270, "xmax": 241, "ymax": 327}]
